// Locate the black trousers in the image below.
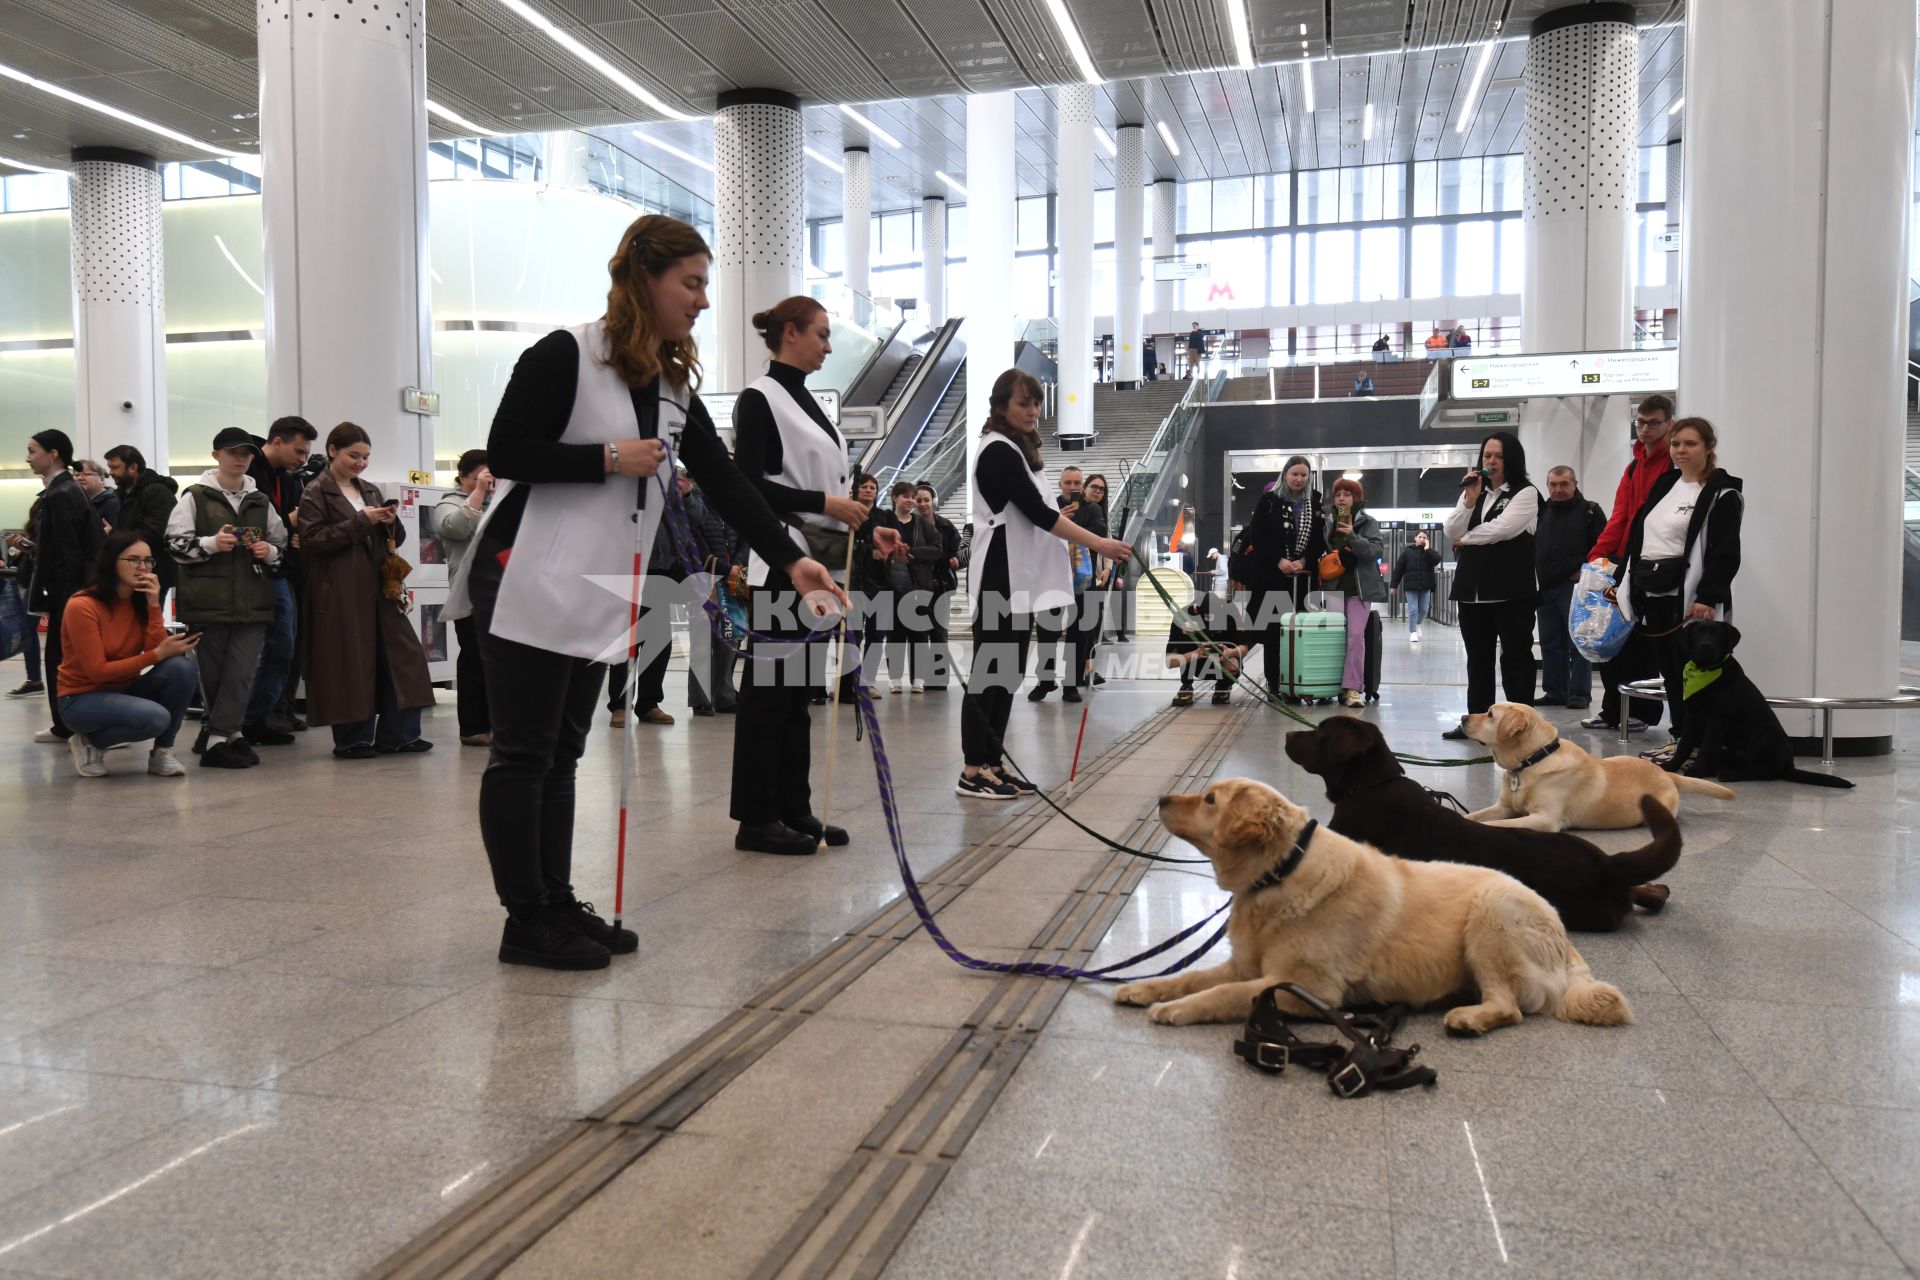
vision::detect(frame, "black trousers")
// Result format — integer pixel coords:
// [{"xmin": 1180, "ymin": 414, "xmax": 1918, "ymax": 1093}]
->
[
  {"xmin": 730, "ymin": 574, "xmax": 818, "ymax": 825},
  {"xmin": 1032, "ymin": 603, "xmax": 1071, "ymax": 686},
  {"xmin": 1069, "ymin": 589, "xmax": 1101, "ymax": 687},
  {"xmin": 961, "ymin": 601, "xmax": 1033, "ymax": 767},
  {"xmin": 1457, "ymin": 599, "xmax": 1537, "ymax": 714},
  {"xmin": 471, "ymin": 560, "xmax": 599, "ymax": 913},
  {"xmin": 1647, "ymin": 626, "xmax": 1689, "ymax": 740},
  {"xmin": 1251, "ymin": 576, "xmax": 1312, "ymax": 693},
  {"xmin": 453, "ymin": 614, "xmax": 490, "ymax": 737},
  {"xmin": 605, "ymin": 606, "xmax": 671, "ymax": 714},
  {"xmin": 43, "ymin": 599, "xmax": 69, "ymax": 737},
  {"xmin": 1599, "ymin": 628, "xmax": 1665, "ymax": 729}
]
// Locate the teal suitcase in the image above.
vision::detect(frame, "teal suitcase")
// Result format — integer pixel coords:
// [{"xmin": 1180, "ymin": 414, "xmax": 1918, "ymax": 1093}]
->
[{"xmin": 1277, "ymin": 611, "xmax": 1346, "ymax": 701}]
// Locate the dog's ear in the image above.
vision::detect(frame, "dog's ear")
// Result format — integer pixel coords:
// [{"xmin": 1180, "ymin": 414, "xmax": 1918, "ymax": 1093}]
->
[
  {"xmin": 1214, "ymin": 787, "xmax": 1284, "ymax": 853},
  {"xmin": 1721, "ymin": 622, "xmax": 1740, "ymax": 653},
  {"xmin": 1495, "ymin": 704, "xmax": 1530, "ymax": 742}
]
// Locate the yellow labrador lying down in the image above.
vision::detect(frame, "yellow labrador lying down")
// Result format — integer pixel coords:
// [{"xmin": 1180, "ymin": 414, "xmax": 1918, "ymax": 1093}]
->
[
  {"xmin": 1114, "ymin": 779, "xmax": 1631, "ymax": 1036},
  {"xmin": 1464, "ymin": 701, "xmax": 1733, "ymax": 832}
]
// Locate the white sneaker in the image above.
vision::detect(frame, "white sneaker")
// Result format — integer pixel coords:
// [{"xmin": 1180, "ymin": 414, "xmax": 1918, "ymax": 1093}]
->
[
  {"xmin": 147, "ymin": 747, "xmax": 187, "ymax": 777},
  {"xmin": 33, "ymin": 727, "xmax": 63, "ymax": 744},
  {"xmin": 1409, "ymin": 632, "xmax": 1421, "ymax": 645},
  {"xmin": 911, "ymin": 681, "xmax": 926, "ymax": 694},
  {"xmin": 67, "ymin": 734, "xmax": 107, "ymax": 778}
]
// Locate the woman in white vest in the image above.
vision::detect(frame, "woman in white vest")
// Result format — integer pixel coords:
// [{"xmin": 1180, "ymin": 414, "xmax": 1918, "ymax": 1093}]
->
[
  {"xmin": 446, "ymin": 217, "xmax": 844, "ymax": 972},
  {"xmin": 729, "ymin": 296, "xmax": 900, "ymax": 855},
  {"xmin": 958, "ymin": 369, "xmax": 1133, "ymax": 798}
]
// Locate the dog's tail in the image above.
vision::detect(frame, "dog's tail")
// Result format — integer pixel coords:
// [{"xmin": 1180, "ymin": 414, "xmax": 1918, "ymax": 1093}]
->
[
  {"xmin": 1604, "ymin": 796, "xmax": 1683, "ymax": 888},
  {"xmin": 1781, "ymin": 768, "xmax": 1856, "ymax": 790},
  {"xmin": 1556, "ymin": 947, "xmax": 1633, "ymax": 1027},
  {"xmin": 1670, "ymin": 774, "xmax": 1735, "ymax": 800}
]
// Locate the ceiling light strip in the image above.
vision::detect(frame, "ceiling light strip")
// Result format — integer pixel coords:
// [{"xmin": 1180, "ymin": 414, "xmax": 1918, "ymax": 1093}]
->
[
  {"xmin": 425, "ymin": 100, "xmax": 498, "ymax": 137},
  {"xmin": 1301, "ymin": 61, "xmax": 1315, "ymax": 114},
  {"xmin": 0, "ymin": 60, "xmax": 245, "ymax": 158},
  {"xmin": 838, "ymin": 104, "xmax": 903, "ymax": 150},
  {"xmin": 1154, "ymin": 120, "xmax": 1180, "ymax": 158},
  {"xmin": 1668, "ymin": 97, "xmax": 1685, "ymax": 115},
  {"xmin": 0, "ymin": 153, "xmax": 63, "ymax": 174},
  {"xmin": 806, "ymin": 146, "xmax": 845, "ymax": 173},
  {"xmin": 1453, "ymin": 42, "xmax": 1497, "ymax": 135},
  {"xmin": 1226, "ymin": 0, "xmax": 1255, "ymax": 70},
  {"xmin": 1042, "ymin": 0, "xmax": 1103, "ymax": 85},
  {"xmin": 1363, "ymin": 101, "xmax": 1374, "ymax": 142},
  {"xmin": 935, "ymin": 170, "xmax": 968, "ymax": 196},
  {"xmin": 631, "ymin": 131, "xmax": 713, "ymax": 173},
  {"xmin": 1094, "ymin": 126, "xmax": 1117, "ymax": 156},
  {"xmin": 492, "ymin": 0, "xmax": 697, "ymax": 122}
]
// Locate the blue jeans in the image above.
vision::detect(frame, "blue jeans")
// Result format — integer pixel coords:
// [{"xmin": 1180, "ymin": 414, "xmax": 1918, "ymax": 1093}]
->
[
  {"xmin": 1404, "ymin": 589, "xmax": 1432, "ymax": 634},
  {"xmin": 1537, "ymin": 579, "xmax": 1591, "ymax": 703},
  {"xmin": 246, "ymin": 577, "xmax": 296, "ymax": 723},
  {"xmin": 58, "ymin": 655, "xmax": 198, "ymax": 749}
]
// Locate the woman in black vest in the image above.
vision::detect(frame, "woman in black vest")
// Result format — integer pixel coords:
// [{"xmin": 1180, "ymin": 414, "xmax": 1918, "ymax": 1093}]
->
[{"xmin": 1441, "ymin": 431, "xmax": 1540, "ymax": 738}]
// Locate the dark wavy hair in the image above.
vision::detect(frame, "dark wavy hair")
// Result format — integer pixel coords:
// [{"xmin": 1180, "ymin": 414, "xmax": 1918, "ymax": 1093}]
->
[
  {"xmin": 983, "ymin": 368, "xmax": 1047, "ymax": 471},
  {"xmin": 603, "ymin": 214, "xmax": 709, "ymax": 392},
  {"xmin": 77, "ymin": 528, "xmax": 156, "ymax": 623},
  {"xmin": 1478, "ymin": 431, "xmax": 1530, "ymax": 489}
]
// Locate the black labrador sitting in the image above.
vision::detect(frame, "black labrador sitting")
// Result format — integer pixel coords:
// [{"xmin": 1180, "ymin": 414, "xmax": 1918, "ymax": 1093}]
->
[
  {"xmin": 1669, "ymin": 622, "xmax": 1854, "ymax": 788},
  {"xmin": 1285, "ymin": 717, "xmax": 1680, "ymax": 932}
]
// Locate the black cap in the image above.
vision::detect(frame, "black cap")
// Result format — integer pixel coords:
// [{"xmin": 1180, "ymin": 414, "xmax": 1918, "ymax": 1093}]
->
[{"xmin": 211, "ymin": 427, "xmax": 258, "ymax": 454}]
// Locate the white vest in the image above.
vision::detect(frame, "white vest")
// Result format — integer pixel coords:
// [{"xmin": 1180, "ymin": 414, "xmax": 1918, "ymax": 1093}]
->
[
  {"xmin": 445, "ymin": 320, "xmax": 679, "ymax": 662},
  {"xmin": 967, "ymin": 434, "xmax": 1074, "ymax": 616},
  {"xmin": 744, "ymin": 371, "xmax": 851, "ymax": 587}
]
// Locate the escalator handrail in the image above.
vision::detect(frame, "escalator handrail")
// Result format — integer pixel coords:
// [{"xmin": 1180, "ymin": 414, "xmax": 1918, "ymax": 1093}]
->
[{"xmin": 842, "ymin": 311, "xmax": 916, "ymax": 407}]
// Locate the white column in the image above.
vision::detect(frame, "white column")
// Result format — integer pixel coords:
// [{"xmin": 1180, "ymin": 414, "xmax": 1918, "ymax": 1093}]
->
[
  {"xmin": 712, "ymin": 90, "xmax": 805, "ymax": 392},
  {"xmin": 542, "ymin": 130, "xmax": 590, "ymax": 190},
  {"xmin": 843, "ymin": 146, "xmax": 871, "ymax": 300},
  {"xmin": 1678, "ymin": 0, "xmax": 1913, "ymax": 751},
  {"xmin": 1113, "ymin": 126, "xmax": 1145, "ymax": 387},
  {"xmin": 1518, "ymin": 3, "xmax": 1638, "ymax": 491},
  {"xmin": 1056, "ymin": 84, "xmax": 1095, "ymax": 449},
  {"xmin": 921, "ymin": 195, "xmax": 947, "ymax": 325},
  {"xmin": 1151, "ymin": 178, "xmax": 1178, "ymax": 326},
  {"xmin": 67, "ymin": 149, "xmax": 166, "ymax": 468},
  {"xmin": 1662, "ymin": 139, "xmax": 1683, "ymax": 345},
  {"xmin": 965, "ymin": 91, "xmax": 1017, "ymax": 491},
  {"xmin": 259, "ymin": 0, "xmax": 432, "ymax": 482}
]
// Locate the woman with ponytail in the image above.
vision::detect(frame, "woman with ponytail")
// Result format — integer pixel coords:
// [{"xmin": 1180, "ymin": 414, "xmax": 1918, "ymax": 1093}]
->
[
  {"xmin": 957, "ymin": 369, "xmax": 1132, "ymax": 798},
  {"xmin": 446, "ymin": 215, "xmax": 846, "ymax": 971}
]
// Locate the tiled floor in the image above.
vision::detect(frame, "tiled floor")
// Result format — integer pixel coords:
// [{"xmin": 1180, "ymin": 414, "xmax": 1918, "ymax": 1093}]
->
[{"xmin": 1, "ymin": 623, "xmax": 1916, "ymax": 1279}]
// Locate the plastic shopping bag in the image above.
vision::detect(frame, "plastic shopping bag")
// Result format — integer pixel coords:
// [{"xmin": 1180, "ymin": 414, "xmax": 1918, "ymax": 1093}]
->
[{"xmin": 1569, "ymin": 560, "xmax": 1633, "ymax": 664}]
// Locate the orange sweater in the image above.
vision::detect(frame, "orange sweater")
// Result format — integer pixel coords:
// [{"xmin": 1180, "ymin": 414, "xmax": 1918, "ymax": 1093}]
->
[{"xmin": 57, "ymin": 594, "xmax": 168, "ymax": 696}]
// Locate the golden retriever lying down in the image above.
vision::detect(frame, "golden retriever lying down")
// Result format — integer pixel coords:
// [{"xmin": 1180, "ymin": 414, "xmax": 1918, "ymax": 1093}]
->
[
  {"xmin": 1114, "ymin": 779, "xmax": 1632, "ymax": 1036},
  {"xmin": 1464, "ymin": 701, "xmax": 1734, "ymax": 833}
]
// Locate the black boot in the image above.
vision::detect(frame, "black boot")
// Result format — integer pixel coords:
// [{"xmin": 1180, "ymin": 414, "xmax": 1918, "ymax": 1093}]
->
[
  {"xmin": 786, "ymin": 814, "xmax": 849, "ymax": 847},
  {"xmin": 556, "ymin": 897, "xmax": 639, "ymax": 955},
  {"xmin": 735, "ymin": 821, "xmax": 820, "ymax": 856},
  {"xmin": 498, "ymin": 905, "xmax": 612, "ymax": 970},
  {"xmin": 1027, "ymin": 682, "xmax": 1056, "ymax": 702}
]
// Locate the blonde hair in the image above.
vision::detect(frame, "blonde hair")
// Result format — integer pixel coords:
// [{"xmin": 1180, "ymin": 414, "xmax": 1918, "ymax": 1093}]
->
[{"xmin": 602, "ymin": 214, "xmax": 709, "ymax": 392}]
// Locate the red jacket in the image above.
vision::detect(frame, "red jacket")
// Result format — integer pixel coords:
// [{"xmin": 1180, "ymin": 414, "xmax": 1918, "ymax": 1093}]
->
[{"xmin": 1588, "ymin": 438, "xmax": 1673, "ymax": 563}]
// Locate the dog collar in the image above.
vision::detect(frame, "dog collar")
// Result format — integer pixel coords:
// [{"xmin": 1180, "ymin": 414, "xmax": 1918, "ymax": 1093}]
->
[
  {"xmin": 1682, "ymin": 661, "xmax": 1724, "ymax": 700},
  {"xmin": 1244, "ymin": 819, "xmax": 1318, "ymax": 897},
  {"xmin": 1507, "ymin": 737, "xmax": 1561, "ymax": 791}
]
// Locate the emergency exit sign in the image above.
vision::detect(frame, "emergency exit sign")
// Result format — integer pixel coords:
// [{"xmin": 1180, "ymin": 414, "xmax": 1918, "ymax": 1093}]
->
[{"xmin": 1475, "ymin": 410, "xmax": 1516, "ymax": 424}]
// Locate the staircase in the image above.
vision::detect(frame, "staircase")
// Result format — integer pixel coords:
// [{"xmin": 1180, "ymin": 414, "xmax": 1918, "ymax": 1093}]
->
[
  {"xmin": 937, "ymin": 380, "xmax": 1190, "ymax": 525},
  {"xmin": 1905, "ymin": 405, "xmax": 1920, "ymax": 475}
]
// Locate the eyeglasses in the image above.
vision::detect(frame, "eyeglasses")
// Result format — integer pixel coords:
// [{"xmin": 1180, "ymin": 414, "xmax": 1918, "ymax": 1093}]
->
[
  {"xmin": 1634, "ymin": 416, "xmax": 1666, "ymax": 428},
  {"xmin": 119, "ymin": 556, "xmax": 156, "ymax": 567}
]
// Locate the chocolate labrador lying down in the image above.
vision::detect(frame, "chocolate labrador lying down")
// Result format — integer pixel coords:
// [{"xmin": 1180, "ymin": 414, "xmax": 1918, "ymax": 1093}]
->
[
  {"xmin": 1117, "ymin": 779, "xmax": 1631, "ymax": 1035},
  {"xmin": 1286, "ymin": 717, "xmax": 1679, "ymax": 932}
]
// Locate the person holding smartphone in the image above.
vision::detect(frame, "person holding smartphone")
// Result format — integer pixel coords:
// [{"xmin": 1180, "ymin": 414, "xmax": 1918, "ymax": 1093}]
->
[
  {"xmin": 299, "ymin": 424, "xmax": 434, "ymax": 759},
  {"xmin": 55, "ymin": 531, "xmax": 201, "ymax": 778}
]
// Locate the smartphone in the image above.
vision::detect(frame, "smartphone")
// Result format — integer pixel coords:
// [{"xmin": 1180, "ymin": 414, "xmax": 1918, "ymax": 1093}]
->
[{"xmin": 382, "ymin": 499, "xmax": 401, "ymax": 509}]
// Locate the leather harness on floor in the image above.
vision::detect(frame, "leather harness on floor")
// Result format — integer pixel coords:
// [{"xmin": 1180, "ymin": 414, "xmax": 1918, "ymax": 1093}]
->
[{"xmin": 1234, "ymin": 983, "xmax": 1438, "ymax": 1097}]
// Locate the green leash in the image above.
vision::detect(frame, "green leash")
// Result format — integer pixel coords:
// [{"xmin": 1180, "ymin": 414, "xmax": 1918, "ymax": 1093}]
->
[{"xmin": 1134, "ymin": 561, "xmax": 1494, "ymax": 769}]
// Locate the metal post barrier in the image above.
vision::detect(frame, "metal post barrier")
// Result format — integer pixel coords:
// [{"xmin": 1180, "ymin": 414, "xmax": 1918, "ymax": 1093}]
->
[{"xmin": 1618, "ymin": 680, "xmax": 1920, "ymax": 767}]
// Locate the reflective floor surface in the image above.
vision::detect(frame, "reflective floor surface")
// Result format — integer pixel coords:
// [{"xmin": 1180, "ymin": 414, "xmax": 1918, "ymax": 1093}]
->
[{"xmin": 0, "ymin": 624, "xmax": 1915, "ymax": 1279}]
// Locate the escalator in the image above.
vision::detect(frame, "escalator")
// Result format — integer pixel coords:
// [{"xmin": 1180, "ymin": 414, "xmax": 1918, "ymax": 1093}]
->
[
  {"xmin": 854, "ymin": 317, "xmax": 966, "ymax": 475},
  {"xmin": 879, "ymin": 351, "xmax": 926, "ymax": 414}
]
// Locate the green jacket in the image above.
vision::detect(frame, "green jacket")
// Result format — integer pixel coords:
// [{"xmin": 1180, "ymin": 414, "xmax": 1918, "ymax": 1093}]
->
[{"xmin": 173, "ymin": 484, "xmax": 278, "ymax": 624}]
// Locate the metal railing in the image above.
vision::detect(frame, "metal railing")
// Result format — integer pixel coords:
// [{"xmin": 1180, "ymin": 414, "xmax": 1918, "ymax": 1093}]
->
[
  {"xmin": 1117, "ymin": 371, "xmax": 1229, "ymax": 555},
  {"xmin": 1619, "ymin": 680, "xmax": 1920, "ymax": 765}
]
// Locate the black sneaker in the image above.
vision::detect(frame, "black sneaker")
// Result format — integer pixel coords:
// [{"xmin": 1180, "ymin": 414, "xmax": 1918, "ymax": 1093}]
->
[
  {"xmin": 557, "ymin": 897, "xmax": 638, "ymax": 955},
  {"xmin": 242, "ymin": 721, "xmax": 295, "ymax": 747},
  {"xmin": 1063, "ymin": 687, "xmax": 1083, "ymax": 703},
  {"xmin": 228, "ymin": 738, "xmax": 261, "ymax": 766},
  {"xmin": 735, "ymin": 821, "xmax": 819, "ymax": 856},
  {"xmin": 1441, "ymin": 725, "xmax": 1469, "ymax": 741},
  {"xmin": 1026, "ymin": 683, "xmax": 1056, "ymax": 702},
  {"xmin": 5, "ymin": 679, "xmax": 43, "ymax": 699},
  {"xmin": 786, "ymin": 814, "xmax": 849, "ymax": 847},
  {"xmin": 333, "ymin": 742, "xmax": 378, "ymax": 760},
  {"xmin": 200, "ymin": 740, "xmax": 250, "ymax": 769},
  {"xmin": 1171, "ymin": 689, "xmax": 1195, "ymax": 707},
  {"xmin": 192, "ymin": 725, "xmax": 209, "ymax": 755},
  {"xmin": 988, "ymin": 767, "xmax": 1037, "ymax": 795},
  {"xmin": 1211, "ymin": 689, "xmax": 1232, "ymax": 705},
  {"xmin": 499, "ymin": 906, "xmax": 612, "ymax": 970},
  {"xmin": 375, "ymin": 738, "xmax": 434, "ymax": 755},
  {"xmin": 956, "ymin": 771, "xmax": 1018, "ymax": 799}
]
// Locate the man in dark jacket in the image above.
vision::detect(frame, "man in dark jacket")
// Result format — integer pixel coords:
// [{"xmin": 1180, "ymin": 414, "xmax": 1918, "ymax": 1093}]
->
[
  {"xmin": 105, "ymin": 445, "xmax": 180, "ymax": 597},
  {"xmin": 913, "ymin": 483, "xmax": 960, "ymax": 689},
  {"xmin": 1536, "ymin": 466, "xmax": 1608, "ymax": 708},
  {"xmin": 26, "ymin": 429, "xmax": 105, "ymax": 742},
  {"xmin": 245, "ymin": 416, "xmax": 316, "ymax": 738}
]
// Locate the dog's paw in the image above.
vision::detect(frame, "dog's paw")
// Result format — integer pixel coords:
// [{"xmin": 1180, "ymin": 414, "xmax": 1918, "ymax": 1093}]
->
[
  {"xmin": 1442, "ymin": 1005, "xmax": 1518, "ymax": 1036},
  {"xmin": 1147, "ymin": 1000, "xmax": 1199, "ymax": 1026},
  {"xmin": 1113, "ymin": 982, "xmax": 1158, "ymax": 1007}
]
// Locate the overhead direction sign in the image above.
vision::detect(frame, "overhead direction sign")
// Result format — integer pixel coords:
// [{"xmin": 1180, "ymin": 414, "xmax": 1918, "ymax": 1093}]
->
[{"xmin": 1450, "ymin": 348, "xmax": 1678, "ymax": 401}]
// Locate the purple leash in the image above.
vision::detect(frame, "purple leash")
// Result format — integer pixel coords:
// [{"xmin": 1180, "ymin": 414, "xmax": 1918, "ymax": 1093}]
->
[{"xmin": 650, "ymin": 451, "xmax": 1231, "ymax": 983}]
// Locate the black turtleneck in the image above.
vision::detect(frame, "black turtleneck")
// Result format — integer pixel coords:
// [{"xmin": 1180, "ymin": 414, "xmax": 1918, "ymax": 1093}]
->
[{"xmin": 733, "ymin": 361, "xmax": 839, "ymax": 516}]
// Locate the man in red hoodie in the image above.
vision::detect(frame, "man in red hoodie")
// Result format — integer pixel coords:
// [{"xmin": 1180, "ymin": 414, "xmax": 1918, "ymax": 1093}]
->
[{"xmin": 1582, "ymin": 394, "xmax": 1674, "ymax": 733}]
